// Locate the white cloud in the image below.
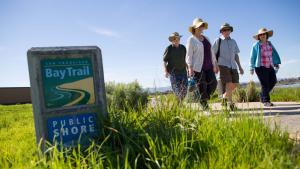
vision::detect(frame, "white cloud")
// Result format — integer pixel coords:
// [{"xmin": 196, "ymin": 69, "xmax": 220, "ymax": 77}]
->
[{"xmin": 89, "ymin": 27, "xmax": 120, "ymax": 38}]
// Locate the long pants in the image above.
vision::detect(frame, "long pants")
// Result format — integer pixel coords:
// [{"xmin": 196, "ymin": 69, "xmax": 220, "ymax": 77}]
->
[
  {"xmin": 194, "ymin": 69, "xmax": 217, "ymax": 101},
  {"xmin": 170, "ymin": 72, "xmax": 188, "ymax": 100},
  {"xmin": 255, "ymin": 66, "xmax": 277, "ymax": 103}
]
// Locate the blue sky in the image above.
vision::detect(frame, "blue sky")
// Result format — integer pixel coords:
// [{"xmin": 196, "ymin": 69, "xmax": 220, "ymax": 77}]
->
[{"xmin": 0, "ymin": 0, "xmax": 299, "ymax": 88}]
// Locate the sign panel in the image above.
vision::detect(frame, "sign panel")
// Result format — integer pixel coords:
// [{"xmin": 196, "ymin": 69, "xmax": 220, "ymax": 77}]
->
[
  {"xmin": 47, "ymin": 113, "xmax": 98, "ymax": 146},
  {"xmin": 27, "ymin": 46, "xmax": 107, "ymax": 151},
  {"xmin": 41, "ymin": 58, "xmax": 95, "ymax": 108}
]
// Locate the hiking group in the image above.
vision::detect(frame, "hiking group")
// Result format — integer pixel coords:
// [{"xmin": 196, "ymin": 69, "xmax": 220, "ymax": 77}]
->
[{"xmin": 163, "ymin": 18, "xmax": 281, "ymax": 110}]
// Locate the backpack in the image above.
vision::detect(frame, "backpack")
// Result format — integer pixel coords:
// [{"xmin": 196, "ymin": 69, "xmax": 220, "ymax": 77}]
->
[{"xmin": 216, "ymin": 38, "xmax": 222, "ymax": 61}]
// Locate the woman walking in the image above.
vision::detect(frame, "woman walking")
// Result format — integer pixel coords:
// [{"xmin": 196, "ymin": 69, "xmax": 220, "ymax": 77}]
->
[
  {"xmin": 163, "ymin": 32, "xmax": 188, "ymax": 102},
  {"xmin": 250, "ymin": 28, "xmax": 281, "ymax": 106},
  {"xmin": 186, "ymin": 18, "xmax": 219, "ymax": 110}
]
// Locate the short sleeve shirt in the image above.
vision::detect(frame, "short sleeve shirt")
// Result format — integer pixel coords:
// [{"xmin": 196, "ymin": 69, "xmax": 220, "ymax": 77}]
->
[
  {"xmin": 213, "ymin": 36, "xmax": 240, "ymax": 69},
  {"xmin": 163, "ymin": 44, "xmax": 187, "ymax": 74}
]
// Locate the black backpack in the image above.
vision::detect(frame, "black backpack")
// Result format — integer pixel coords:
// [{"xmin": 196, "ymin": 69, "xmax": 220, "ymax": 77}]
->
[{"xmin": 216, "ymin": 38, "xmax": 221, "ymax": 61}]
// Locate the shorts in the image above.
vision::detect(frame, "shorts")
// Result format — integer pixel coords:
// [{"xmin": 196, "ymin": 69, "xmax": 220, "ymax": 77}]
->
[{"xmin": 219, "ymin": 65, "xmax": 239, "ymax": 84}]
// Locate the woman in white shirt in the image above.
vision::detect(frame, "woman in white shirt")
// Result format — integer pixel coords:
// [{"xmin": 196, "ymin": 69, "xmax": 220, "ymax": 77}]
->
[{"xmin": 186, "ymin": 18, "xmax": 219, "ymax": 110}]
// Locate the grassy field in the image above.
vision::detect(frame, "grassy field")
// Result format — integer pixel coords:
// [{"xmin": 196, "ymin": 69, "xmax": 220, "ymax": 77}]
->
[
  {"xmin": 271, "ymin": 87, "xmax": 300, "ymax": 102},
  {"xmin": 0, "ymin": 100, "xmax": 300, "ymax": 168}
]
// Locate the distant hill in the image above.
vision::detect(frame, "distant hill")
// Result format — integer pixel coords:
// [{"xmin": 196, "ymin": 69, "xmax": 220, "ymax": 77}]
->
[{"xmin": 145, "ymin": 86, "xmax": 172, "ymax": 94}]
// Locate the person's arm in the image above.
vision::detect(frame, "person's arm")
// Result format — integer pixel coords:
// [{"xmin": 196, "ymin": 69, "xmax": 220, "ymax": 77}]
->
[
  {"xmin": 270, "ymin": 42, "xmax": 281, "ymax": 67},
  {"xmin": 183, "ymin": 46, "xmax": 189, "ymax": 73},
  {"xmin": 235, "ymin": 54, "xmax": 244, "ymax": 75},
  {"xmin": 163, "ymin": 62, "xmax": 169, "ymax": 78},
  {"xmin": 250, "ymin": 43, "xmax": 258, "ymax": 75},
  {"xmin": 186, "ymin": 38, "xmax": 194, "ymax": 77},
  {"xmin": 234, "ymin": 40, "xmax": 244, "ymax": 75},
  {"xmin": 209, "ymin": 38, "xmax": 219, "ymax": 73},
  {"xmin": 163, "ymin": 46, "xmax": 170, "ymax": 78}
]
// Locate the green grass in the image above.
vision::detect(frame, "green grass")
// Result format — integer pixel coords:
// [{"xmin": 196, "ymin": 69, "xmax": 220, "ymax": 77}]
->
[
  {"xmin": 271, "ymin": 87, "xmax": 300, "ymax": 102},
  {"xmin": 0, "ymin": 100, "xmax": 300, "ymax": 168}
]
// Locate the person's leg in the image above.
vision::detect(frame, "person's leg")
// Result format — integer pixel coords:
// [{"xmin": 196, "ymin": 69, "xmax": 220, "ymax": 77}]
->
[
  {"xmin": 206, "ymin": 69, "xmax": 217, "ymax": 99},
  {"xmin": 170, "ymin": 73, "xmax": 177, "ymax": 94},
  {"xmin": 223, "ymin": 69, "xmax": 238, "ymax": 103},
  {"xmin": 170, "ymin": 73, "xmax": 181, "ymax": 101},
  {"xmin": 194, "ymin": 71, "xmax": 209, "ymax": 109},
  {"xmin": 266, "ymin": 67, "xmax": 277, "ymax": 104},
  {"xmin": 268, "ymin": 67, "xmax": 277, "ymax": 91},
  {"xmin": 195, "ymin": 71, "xmax": 209, "ymax": 100},
  {"xmin": 224, "ymin": 83, "xmax": 236, "ymax": 101},
  {"xmin": 230, "ymin": 69, "xmax": 239, "ymax": 109},
  {"xmin": 255, "ymin": 67, "xmax": 270, "ymax": 103},
  {"xmin": 217, "ymin": 78, "xmax": 225, "ymax": 98},
  {"xmin": 178, "ymin": 73, "xmax": 188, "ymax": 102},
  {"xmin": 219, "ymin": 66, "xmax": 230, "ymax": 107}
]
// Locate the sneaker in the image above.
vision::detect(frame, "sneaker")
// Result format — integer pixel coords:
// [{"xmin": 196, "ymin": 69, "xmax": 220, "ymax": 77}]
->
[
  {"xmin": 200, "ymin": 100, "xmax": 209, "ymax": 110},
  {"xmin": 221, "ymin": 98, "xmax": 227, "ymax": 107},
  {"xmin": 229, "ymin": 103, "xmax": 237, "ymax": 111},
  {"xmin": 263, "ymin": 102, "xmax": 274, "ymax": 107}
]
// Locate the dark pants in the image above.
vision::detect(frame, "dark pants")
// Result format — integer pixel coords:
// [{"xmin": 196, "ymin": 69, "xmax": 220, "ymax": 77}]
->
[
  {"xmin": 170, "ymin": 72, "xmax": 188, "ymax": 101},
  {"xmin": 255, "ymin": 66, "xmax": 277, "ymax": 103},
  {"xmin": 194, "ymin": 69, "xmax": 217, "ymax": 101}
]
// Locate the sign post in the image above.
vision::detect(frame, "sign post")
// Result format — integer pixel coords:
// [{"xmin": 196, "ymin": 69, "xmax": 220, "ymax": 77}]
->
[{"xmin": 27, "ymin": 46, "xmax": 107, "ymax": 150}]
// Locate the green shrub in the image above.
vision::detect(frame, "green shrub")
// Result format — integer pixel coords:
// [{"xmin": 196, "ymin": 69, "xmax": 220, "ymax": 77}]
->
[
  {"xmin": 105, "ymin": 80, "xmax": 148, "ymax": 111},
  {"xmin": 233, "ymin": 85, "xmax": 246, "ymax": 102},
  {"xmin": 232, "ymin": 82, "xmax": 260, "ymax": 102},
  {"xmin": 246, "ymin": 81, "xmax": 260, "ymax": 102}
]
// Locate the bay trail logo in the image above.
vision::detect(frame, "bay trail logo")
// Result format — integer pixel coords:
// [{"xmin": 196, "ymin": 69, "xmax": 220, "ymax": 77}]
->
[{"xmin": 41, "ymin": 58, "xmax": 95, "ymax": 108}]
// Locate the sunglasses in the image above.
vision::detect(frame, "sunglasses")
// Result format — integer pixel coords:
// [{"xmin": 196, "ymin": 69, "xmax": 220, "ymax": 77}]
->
[{"xmin": 222, "ymin": 29, "xmax": 231, "ymax": 32}]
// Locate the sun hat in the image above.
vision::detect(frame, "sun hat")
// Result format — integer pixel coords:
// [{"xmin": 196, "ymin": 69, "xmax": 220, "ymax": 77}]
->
[
  {"xmin": 188, "ymin": 18, "xmax": 208, "ymax": 34},
  {"xmin": 220, "ymin": 23, "xmax": 233, "ymax": 33},
  {"xmin": 168, "ymin": 32, "xmax": 182, "ymax": 42},
  {"xmin": 253, "ymin": 28, "xmax": 273, "ymax": 40}
]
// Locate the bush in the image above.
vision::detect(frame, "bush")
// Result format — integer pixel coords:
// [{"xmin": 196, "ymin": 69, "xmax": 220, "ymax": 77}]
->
[
  {"xmin": 233, "ymin": 82, "xmax": 260, "ymax": 102},
  {"xmin": 232, "ymin": 85, "xmax": 246, "ymax": 102},
  {"xmin": 105, "ymin": 80, "xmax": 148, "ymax": 111},
  {"xmin": 246, "ymin": 81, "xmax": 260, "ymax": 102}
]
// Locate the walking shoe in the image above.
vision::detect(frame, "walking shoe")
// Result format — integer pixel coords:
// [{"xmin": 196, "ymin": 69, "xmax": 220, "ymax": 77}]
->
[
  {"xmin": 221, "ymin": 98, "xmax": 227, "ymax": 106},
  {"xmin": 229, "ymin": 103, "xmax": 237, "ymax": 111},
  {"xmin": 200, "ymin": 100, "xmax": 209, "ymax": 110},
  {"xmin": 263, "ymin": 102, "xmax": 274, "ymax": 107}
]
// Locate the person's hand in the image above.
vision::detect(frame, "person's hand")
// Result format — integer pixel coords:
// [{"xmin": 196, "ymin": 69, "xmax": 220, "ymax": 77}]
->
[
  {"xmin": 274, "ymin": 64, "xmax": 280, "ymax": 73},
  {"xmin": 239, "ymin": 67, "xmax": 244, "ymax": 75},
  {"xmin": 250, "ymin": 69, "xmax": 254, "ymax": 75},
  {"xmin": 213, "ymin": 65, "xmax": 219, "ymax": 74},
  {"xmin": 164, "ymin": 71, "xmax": 169, "ymax": 78},
  {"xmin": 188, "ymin": 68, "xmax": 194, "ymax": 77}
]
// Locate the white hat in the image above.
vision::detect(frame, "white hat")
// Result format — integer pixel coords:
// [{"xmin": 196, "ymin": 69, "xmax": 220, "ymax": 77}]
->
[{"xmin": 188, "ymin": 18, "xmax": 208, "ymax": 34}]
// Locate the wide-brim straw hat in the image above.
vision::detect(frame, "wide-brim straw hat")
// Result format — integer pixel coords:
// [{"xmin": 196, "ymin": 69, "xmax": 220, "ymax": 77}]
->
[
  {"xmin": 188, "ymin": 18, "xmax": 208, "ymax": 34},
  {"xmin": 168, "ymin": 32, "xmax": 182, "ymax": 42},
  {"xmin": 220, "ymin": 23, "xmax": 233, "ymax": 33},
  {"xmin": 253, "ymin": 28, "xmax": 273, "ymax": 40}
]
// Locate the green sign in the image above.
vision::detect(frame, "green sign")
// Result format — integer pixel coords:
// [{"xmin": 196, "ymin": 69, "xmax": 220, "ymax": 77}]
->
[
  {"xmin": 41, "ymin": 57, "xmax": 95, "ymax": 108},
  {"xmin": 28, "ymin": 46, "xmax": 107, "ymax": 151}
]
